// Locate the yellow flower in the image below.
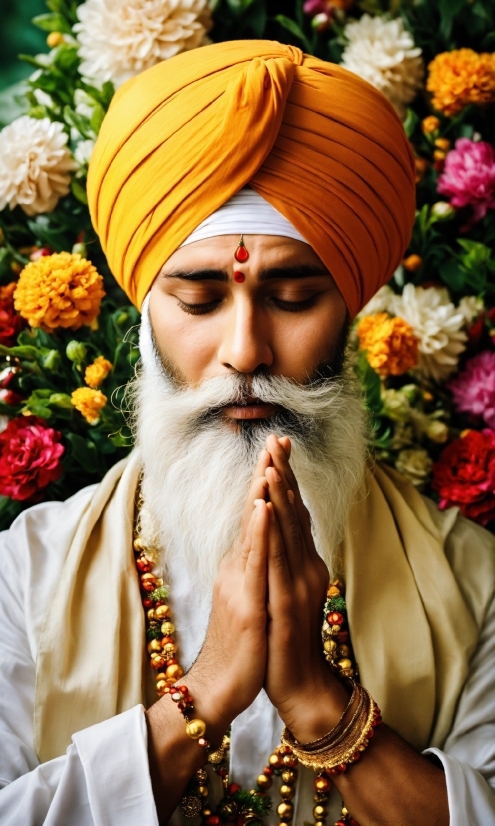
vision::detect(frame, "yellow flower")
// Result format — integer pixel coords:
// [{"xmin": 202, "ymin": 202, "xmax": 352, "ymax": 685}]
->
[
  {"xmin": 357, "ymin": 313, "xmax": 418, "ymax": 377},
  {"xmin": 71, "ymin": 387, "xmax": 107, "ymax": 424},
  {"xmin": 85, "ymin": 355, "xmax": 113, "ymax": 388},
  {"xmin": 14, "ymin": 252, "xmax": 105, "ymax": 332},
  {"xmin": 427, "ymin": 48, "xmax": 495, "ymax": 117},
  {"xmin": 421, "ymin": 115, "xmax": 440, "ymax": 134}
]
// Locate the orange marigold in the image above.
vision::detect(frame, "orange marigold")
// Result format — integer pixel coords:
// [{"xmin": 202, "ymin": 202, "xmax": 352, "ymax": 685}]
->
[
  {"xmin": 357, "ymin": 313, "xmax": 418, "ymax": 377},
  {"xmin": 14, "ymin": 252, "xmax": 105, "ymax": 332},
  {"xmin": 71, "ymin": 387, "xmax": 107, "ymax": 424},
  {"xmin": 85, "ymin": 355, "xmax": 113, "ymax": 389},
  {"xmin": 427, "ymin": 48, "xmax": 495, "ymax": 117}
]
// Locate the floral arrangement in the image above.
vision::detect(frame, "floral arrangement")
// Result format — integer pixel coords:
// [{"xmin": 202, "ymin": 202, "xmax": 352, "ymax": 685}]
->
[{"xmin": 0, "ymin": 0, "xmax": 494, "ymax": 532}]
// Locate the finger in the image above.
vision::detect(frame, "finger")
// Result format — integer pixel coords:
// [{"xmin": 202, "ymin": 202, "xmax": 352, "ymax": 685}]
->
[
  {"xmin": 266, "ymin": 435, "xmax": 316, "ymax": 557},
  {"xmin": 278, "ymin": 436, "xmax": 291, "ymax": 458},
  {"xmin": 265, "ymin": 465, "xmax": 304, "ymax": 574},
  {"xmin": 240, "ymin": 451, "xmax": 271, "ymax": 538},
  {"xmin": 266, "ymin": 502, "xmax": 291, "ymax": 615},
  {"xmin": 243, "ymin": 499, "xmax": 269, "ymax": 604}
]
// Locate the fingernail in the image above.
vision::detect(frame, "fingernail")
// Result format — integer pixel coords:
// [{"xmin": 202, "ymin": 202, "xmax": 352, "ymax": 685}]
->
[
  {"xmin": 254, "ymin": 498, "xmax": 264, "ymax": 507},
  {"xmin": 287, "ymin": 489, "xmax": 295, "ymax": 504},
  {"xmin": 271, "ymin": 468, "xmax": 281, "ymax": 483}
]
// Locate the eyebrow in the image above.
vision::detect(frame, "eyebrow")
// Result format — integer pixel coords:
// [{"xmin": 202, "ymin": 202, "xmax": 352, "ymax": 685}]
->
[{"xmin": 163, "ymin": 264, "xmax": 330, "ymax": 283}]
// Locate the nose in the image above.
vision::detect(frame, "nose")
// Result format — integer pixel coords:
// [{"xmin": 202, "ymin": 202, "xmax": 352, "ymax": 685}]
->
[{"xmin": 217, "ymin": 298, "xmax": 273, "ymax": 374}]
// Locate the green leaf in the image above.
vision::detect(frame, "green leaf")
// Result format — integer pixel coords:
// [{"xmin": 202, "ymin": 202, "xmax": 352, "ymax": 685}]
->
[
  {"xmin": 71, "ymin": 178, "xmax": 88, "ymax": 205},
  {"xmin": 49, "ymin": 393, "xmax": 74, "ymax": 409},
  {"xmin": 355, "ymin": 351, "xmax": 382, "ymax": 414},
  {"xmin": 274, "ymin": 15, "xmax": 311, "ymax": 51},
  {"xmin": 90, "ymin": 103, "xmax": 105, "ymax": 135},
  {"xmin": 65, "ymin": 432, "xmax": 106, "ymax": 474},
  {"xmin": 32, "ymin": 13, "xmax": 72, "ymax": 34},
  {"xmin": 0, "ymin": 344, "xmax": 41, "ymax": 359},
  {"xmin": 403, "ymin": 109, "xmax": 419, "ymax": 140}
]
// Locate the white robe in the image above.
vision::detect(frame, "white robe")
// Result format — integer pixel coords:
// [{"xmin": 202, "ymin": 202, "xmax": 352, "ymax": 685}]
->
[{"xmin": 0, "ymin": 485, "xmax": 494, "ymax": 825}]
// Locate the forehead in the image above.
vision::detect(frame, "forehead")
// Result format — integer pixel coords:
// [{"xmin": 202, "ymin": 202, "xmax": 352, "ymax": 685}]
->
[{"xmin": 160, "ymin": 234, "xmax": 323, "ymax": 272}]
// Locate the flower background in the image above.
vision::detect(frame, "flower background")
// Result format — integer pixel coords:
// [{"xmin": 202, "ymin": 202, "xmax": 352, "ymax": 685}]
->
[{"xmin": 0, "ymin": 0, "xmax": 494, "ymax": 531}]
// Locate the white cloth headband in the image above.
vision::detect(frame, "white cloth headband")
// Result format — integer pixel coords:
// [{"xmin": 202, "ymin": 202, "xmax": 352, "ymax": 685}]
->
[{"xmin": 180, "ymin": 187, "xmax": 308, "ymax": 247}]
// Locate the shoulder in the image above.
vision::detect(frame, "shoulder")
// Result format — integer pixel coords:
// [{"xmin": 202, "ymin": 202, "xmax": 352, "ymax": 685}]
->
[
  {"xmin": 0, "ymin": 485, "xmax": 97, "ymax": 653},
  {"xmin": 422, "ymin": 496, "xmax": 495, "ymax": 628}
]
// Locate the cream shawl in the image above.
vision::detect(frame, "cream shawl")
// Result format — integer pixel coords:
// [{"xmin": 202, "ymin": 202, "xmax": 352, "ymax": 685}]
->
[{"xmin": 34, "ymin": 453, "xmax": 494, "ymax": 762}]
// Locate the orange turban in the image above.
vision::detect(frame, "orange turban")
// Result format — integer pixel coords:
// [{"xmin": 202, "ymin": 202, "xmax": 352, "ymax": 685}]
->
[{"xmin": 87, "ymin": 40, "xmax": 416, "ymax": 317}]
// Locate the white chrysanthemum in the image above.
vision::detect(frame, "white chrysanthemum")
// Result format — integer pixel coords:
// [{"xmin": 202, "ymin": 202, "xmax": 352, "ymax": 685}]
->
[
  {"xmin": 74, "ymin": 139, "xmax": 96, "ymax": 166},
  {"xmin": 341, "ymin": 14, "xmax": 423, "ymax": 119},
  {"xmin": 0, "ymin": 116, "xmax": 77, "ymax": 216},
  {"xmin": 74, "ymin": 0, "xmax": 212, "ymax": 87},
  {"xmin": 458, "ymin": 295, "xmax": 484, "ymax": 327},
  {"xmin": 390, "ymin": 284, "xmax": 467, "ymax": 382},
  {"xmin": 357, "ymin": 284, "xmax": 394, "ymax": 318}
]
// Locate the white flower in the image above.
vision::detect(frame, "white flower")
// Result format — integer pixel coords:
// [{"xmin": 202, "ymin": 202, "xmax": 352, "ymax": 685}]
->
[
  {"xmin": 74, "ymin": 0, "xmax": 212, "ymax": 88},
  {"xmin": 390, "ymin": 284, "xmax": 467, "ymax": 382},
  {"xmin": 74, "ymin": 139, "xmax": 96, "ymax": 166},
  {"xmin": 33, "ymin": 89, "xmax": 55, "ymax": 109},
  {"xmin": 0, "ymin": 116, "xmax": 77, "ymax": 216},
  {"xmin": 358, "ymin": 284, "xmax": 394, "ymax": 317},
  {"xmin": 74, "ymin": 89, "xmax": 96, "ymax": 121},
  {"xmin": 395, "ymin": 448, "xmax": 432, "ymax": 489},
  {"xmin": 458, "ymin": 295, "xmax": 484, "ymax": 328},
  {"xmin": 341, "ymin": 14, "xmax": 423, "ymax": 119}
]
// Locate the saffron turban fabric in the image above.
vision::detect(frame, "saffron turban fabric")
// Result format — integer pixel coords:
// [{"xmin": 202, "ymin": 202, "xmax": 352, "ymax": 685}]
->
[{"xmin": 87, "ymin": 40, "xmax": 416, "ymax": 317}]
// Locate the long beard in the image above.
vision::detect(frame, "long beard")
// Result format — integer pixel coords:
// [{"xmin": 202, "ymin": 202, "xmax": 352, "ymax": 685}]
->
[{"xmin": 129, "ymin": 356, "xmax": 368, "ymax": 615}]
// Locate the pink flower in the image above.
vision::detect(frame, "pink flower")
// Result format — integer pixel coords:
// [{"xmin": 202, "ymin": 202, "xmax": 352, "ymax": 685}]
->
[
  {"xmin": 448, "ymin": 350, "xmax": 495, "ymax": 428},
  {"xmin": 0, "ymin": 415, "xmax": 64, "ymax": 501},
  {"xmin": 303, "ymin": 0, "xmax": 334, "ymax": 14},
  {"xmin": 437, "ymin": 138, "xmax": 495, "ymax": 228}
]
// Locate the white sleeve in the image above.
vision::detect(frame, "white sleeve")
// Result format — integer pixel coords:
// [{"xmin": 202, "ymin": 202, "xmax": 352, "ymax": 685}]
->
[
  {"xmin": 0, "ymin": 707, "xmax": 158, "ymax": 826},
  {"xmin": 0, "ymin": 497, "xmax": 159, "ymax": 826},
  {"xmin": 424, "ymin": 592, "xmax": 495, "ymax": 826}
]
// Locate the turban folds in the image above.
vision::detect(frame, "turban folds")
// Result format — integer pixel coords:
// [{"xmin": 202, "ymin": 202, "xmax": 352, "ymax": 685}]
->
[{"xmin": 87, "ymin": 40, "xmax": 416, "ymax": 317}]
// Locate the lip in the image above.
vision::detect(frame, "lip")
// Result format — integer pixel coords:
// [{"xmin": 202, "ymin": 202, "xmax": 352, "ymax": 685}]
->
[{"xmin": 223, "ymin": 399, "xmax": 277, "ymax": 420}]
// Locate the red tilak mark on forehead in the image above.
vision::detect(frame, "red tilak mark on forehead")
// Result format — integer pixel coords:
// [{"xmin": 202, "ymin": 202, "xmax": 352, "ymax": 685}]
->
[{"xmin": 233, "ymin": 271, "xmax": 245, "ymax": 283}]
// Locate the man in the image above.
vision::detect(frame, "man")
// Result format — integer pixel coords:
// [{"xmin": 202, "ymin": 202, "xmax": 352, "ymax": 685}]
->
[{"xmin": 0, "ymin": 40, "xmax": 494, "ymax": 826}]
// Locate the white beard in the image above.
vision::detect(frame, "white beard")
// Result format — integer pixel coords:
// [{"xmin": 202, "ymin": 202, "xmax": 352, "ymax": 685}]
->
[{"xmin": 130, "ymin": 347, "xmax": 368, "ymax": 619}]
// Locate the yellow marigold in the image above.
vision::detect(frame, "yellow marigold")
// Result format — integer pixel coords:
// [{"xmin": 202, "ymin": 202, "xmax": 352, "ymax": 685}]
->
[
  {"xmin": 14, "ymin": 251, "xmax": 105, "ymax": 332},
  {"xmin": 427, "ymin": 48, "xmax": 495, "ymax": 117},
  {"xmin": 357, "ymin": 313, "xmax": 418, "ymax": 377},
  {"xmin": 85, "ymin": 355, "xmax": 113, "ymax": 388},
  {"xmin": 71, "ymin": 387, "xmax": 107, "ymax": 424}
]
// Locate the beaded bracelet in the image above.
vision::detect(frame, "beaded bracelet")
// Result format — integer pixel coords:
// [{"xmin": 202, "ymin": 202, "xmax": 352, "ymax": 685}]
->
[{"xmin": 169, "ymin": 684, "xmax": 211, "ymax": 750}]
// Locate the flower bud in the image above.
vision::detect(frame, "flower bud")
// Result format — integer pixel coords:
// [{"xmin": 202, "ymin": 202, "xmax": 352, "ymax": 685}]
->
[
  {"xmin": 431, "ymin": 201, "xmax": 455, "ymax": 220},
  {"xmin": 42, "ymin": 350, "xmax": 61, "ymax": 371},
  {"xmin": 421, "ymin": 116, "xmax": 440, "ymax": 135},
  {"xmin": 311, "ymin": 12, "xmax": 331, "ymax": 30},
  {"xmin": 72, "ymin": 241, "xmax": 87, "ymax": 257},
  {"xmin": 426, "ymin": 420, "xmax": 449, "ymax": 444},
  {"xmin": 66, "ymin": 341, "xmax": 87, "ymax": 364},
  {"xmin": 402, "ymin": 254, "xmax": 422, "ymax": 273},
  {"xmin": 47, "ymin": 32, "xmax": 65, "ymax": 48}
]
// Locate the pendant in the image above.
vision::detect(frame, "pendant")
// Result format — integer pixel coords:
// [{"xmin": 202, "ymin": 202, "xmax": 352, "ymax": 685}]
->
[{"xmin": 234, "ymin": 235, "xmax": 249, "ymax": 263}]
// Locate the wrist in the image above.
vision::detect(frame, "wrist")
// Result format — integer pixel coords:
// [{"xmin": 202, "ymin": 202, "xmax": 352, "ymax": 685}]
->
[
  {"xmin": 185, "ymin": 670, "xmax": 233, "ymax": 748},
  {"xmin": 280, "ymin": 670, "xmax": 350, "ymax": 744}
]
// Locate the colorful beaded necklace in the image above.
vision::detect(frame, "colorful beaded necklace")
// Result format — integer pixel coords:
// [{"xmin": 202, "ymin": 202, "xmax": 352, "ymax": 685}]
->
[{"xmin": 134, "ymin": 496, "xmax": 360, "ymax": 826}]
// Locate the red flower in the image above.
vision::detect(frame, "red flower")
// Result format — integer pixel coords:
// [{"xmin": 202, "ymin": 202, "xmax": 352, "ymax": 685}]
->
[
  {"xmin": 432, "ymin": 429, "xmax": 495, "ymax": 526},
  {"xmin": 0, "ymin": 416, "xmax": 64, "ymax": 501},
  {"xmin": 0, "ymin": 283, "xmax": 25, "ymax": 347}
]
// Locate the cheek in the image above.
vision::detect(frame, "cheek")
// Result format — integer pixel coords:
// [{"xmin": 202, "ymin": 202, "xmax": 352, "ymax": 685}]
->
[
  {"xmin": 272, "ymin": 303, "xmax": 346, "ymax": 372},
  {"xmin": 149, "ymin": 292, "xmax": 217, "ymax": 380}
]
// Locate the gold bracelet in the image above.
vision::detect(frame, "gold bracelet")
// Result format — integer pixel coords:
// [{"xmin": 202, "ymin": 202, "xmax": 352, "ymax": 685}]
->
[
  {"xmin": 281, "ymin": 682, "xmax": 358, "ymax": 753},
  {"xmin": 281, "ymin": 685, "xmax": 382, "ymax": 773}
]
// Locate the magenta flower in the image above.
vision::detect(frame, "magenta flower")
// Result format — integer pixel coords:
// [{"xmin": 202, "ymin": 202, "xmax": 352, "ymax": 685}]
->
[
  {"xmin": 303, "ymin": 0, "xmax": 331, "ymax": 14},
  {"xmin": 448, "ymin": 350, "xmax": 495, "ymax": 429},
  {"xmin": 437, "ymin": 138, "xmax": 495, "ymax": 229}
]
